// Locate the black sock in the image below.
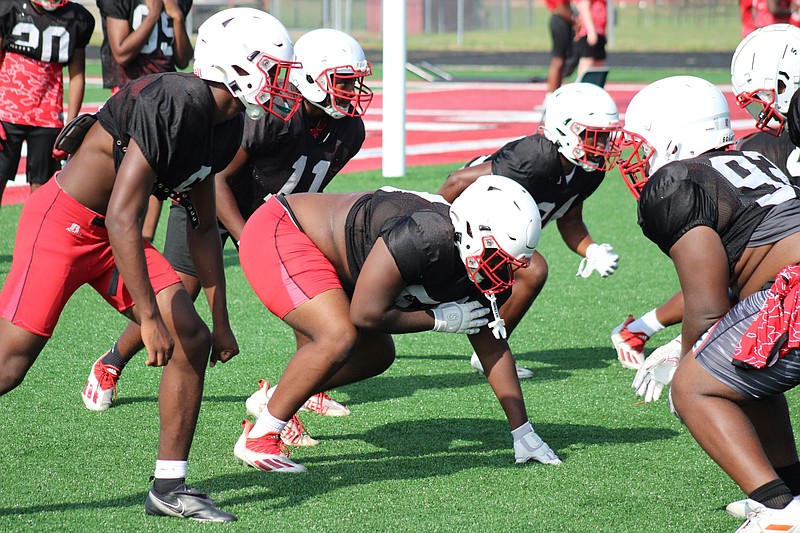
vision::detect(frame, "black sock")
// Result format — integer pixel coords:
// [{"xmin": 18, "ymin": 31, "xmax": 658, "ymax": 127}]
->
[
  {"xmin": 749, "ymin": 479, "xmax": 794, "ymax": 509},
  {"xmin": 100, "ymin": 344, "xmax": 128, "ymax": 373},
  {"xmin": 776, "ymin": 463, "xmax": 800, "ymax": 496},
  {"xmin": 153, "ymin": 477, "xmax": 184, "ymax": 495}
]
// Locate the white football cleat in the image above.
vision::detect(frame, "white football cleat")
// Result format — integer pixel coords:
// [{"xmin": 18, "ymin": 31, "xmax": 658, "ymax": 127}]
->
[
  {"xmin": 244, "ymin": 379, "xmax": 270, "ymax": 418},
  {"xmin": 735, "ymin": 499, "xmax": 800, "ymax": 532},
  {"xmin": 281, "ymin": 415, "xmax": 319, "ymax": 447},
  {"xmin": 233, "ymin": 420, "xmax": 307, "ymax": 473},
  {"xmin": 82, "ymin": 353, "xmax": 120, "ymax": 411},
  {"xmin": 300, "ymin": 391, "xmax": 351, "ymax": 417},
  {"xmin": 728, "ymin": 497, "xmax": 800, "ymax": 519},
  {"xmin": 611, "ymin": 315, "xmax": 649, "ymax": 370},
  {"xmin": 470, "ymin": 352, "xmax": 533, "ymax": 379}
]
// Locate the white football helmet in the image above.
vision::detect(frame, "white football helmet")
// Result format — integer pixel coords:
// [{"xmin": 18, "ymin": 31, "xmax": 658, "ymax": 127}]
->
[
  {"xmin": 193, "ymin": 8, "xmax": 302, "ymax": 121},
  {"xmin": 32, "ymin": 0, "xmax": 68, "ymax": 10},
  {"xmin": 541, "ymin": 83, "xmax": 622, "ymax": 172},
  {"xmin": 619, "ymin": 76, "xmax": 735, "ymax": 199},
  {"xmin": 290, "ymin": 29, "xmax": 373, "ymax": 119},
  {"xmin": 731, "ymin": 24, "xmax": 800, "ymax": 136},
  {"xmin": 449, "ymin": 175, "xmax": 541, "ymax": 295}
]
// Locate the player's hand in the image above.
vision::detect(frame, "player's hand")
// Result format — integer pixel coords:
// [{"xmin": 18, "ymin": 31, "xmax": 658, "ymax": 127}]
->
[
  {"xmin": 140, "ymin": 316, "xmax": 175, "ymax": 367},
  {"xmin": 209, "ymin": 325, "xmax": 239, "ymax": 367},
  {"xmin": 632, "ymin": 334, "xmax": 682, "ymax": 403},
  {"xmin": 0, "ymin": 122, "xmax": 6, "ymax": 152},
  {"xmin": 146, "ymin": 0, "xmax": 165, "ymax": 19},
  {"xmin": 431, "ymin": 298, "xmax": 490, "ymax": 335},
  {"xmin": 162, "ymin": 0, "xmax": 184, "ymax": 20},
  {"xmin": 513, "ymin": 422, "xmax": 562, "ymax": 465},
  {"xmin": 52, "ymin": 146, "xmax": 69, "ymax": 161},
  {"xmin": 576, "ymin": 243, "xmax": 619, "ymax": 278}
]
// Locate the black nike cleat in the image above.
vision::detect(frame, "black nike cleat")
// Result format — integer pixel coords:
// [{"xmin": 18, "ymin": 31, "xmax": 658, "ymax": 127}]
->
[{"xmin": 145, "ymin": 485, "xmax": 237, "ymax": 522}]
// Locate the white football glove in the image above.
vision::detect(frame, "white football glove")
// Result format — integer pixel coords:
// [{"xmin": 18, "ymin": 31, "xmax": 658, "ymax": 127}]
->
[
  {"xmin": 512, "ymin": 422, "xmax": 562, "ymax": 465},
  {"xmin": 576, "ymin": 243, "xmax": 619, "ymax": 278},
  {"xmin": 431, "ymin": 299, "xmax": 490, "ymax": 335},
  {"xmin": 632, "ymin": 334, "xmax": 682, "ymax": 403}
]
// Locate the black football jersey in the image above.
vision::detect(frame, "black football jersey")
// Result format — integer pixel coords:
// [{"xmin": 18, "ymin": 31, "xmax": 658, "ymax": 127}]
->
[
  {"xmin": 485, "ymin": 134, "xmax": 605, "ymax": 227},
  {"xmin": 96, "ymin": 0, "xmax": 193, "ymax": 89},
  {"xmin": 231, "ymin": 104, "xmax": 366, "ymax": 219},
  {"xmin": 96, "ymin": 73, "xmax": 243, "ymax": 198},
  {"xmin": 638, "ymin": 149, "xmax": 800, "ymax": 270},
  {"xmin": 0, "ymin": 0, "xmax": 94, "ymax": 63},
  {"xmin": 735, "ymin": 130, "xmax": 800, "ymax": 185},
  {"xmin": 344, "ymin": 187, "xmax": 480, "ymax": 308}
]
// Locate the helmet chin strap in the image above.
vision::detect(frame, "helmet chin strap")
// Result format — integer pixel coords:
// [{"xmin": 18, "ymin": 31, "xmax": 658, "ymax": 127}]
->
[
  {"xmin": 240, "ymin": 96, "xmax": 265, "ymax": 120},
  {"xmin": 486, "ymin": 293, "xmax": 506, "ymax": 340}
]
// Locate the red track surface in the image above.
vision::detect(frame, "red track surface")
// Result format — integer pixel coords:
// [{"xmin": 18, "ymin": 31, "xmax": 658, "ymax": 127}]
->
[{"xmin": 4, "ymin": 81, "xmax": 755, "ymax": 205}]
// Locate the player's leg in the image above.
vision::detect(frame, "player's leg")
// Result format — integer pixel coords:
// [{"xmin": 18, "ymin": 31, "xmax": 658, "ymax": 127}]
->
[
  {"xmin": 544, "ymin": 14, "xmax": 572, "ymax": 106},
  {"xmin": 82, "ymin": 204, "xmax": 202, "ymax": 410},
  {"xmin": 0, "ymin": 121, "xmax": 25, "ymax": 204},
  {"xmin": 0, "ymin": 320, "xmax": 48, "ymax": 395},
  {"xmin": 470, "ymin": 251, "xmax": 547, "ymax": 378},
  {"xmin": 24, "ymin": 126, "xmax": 61, "ymax": 194}
]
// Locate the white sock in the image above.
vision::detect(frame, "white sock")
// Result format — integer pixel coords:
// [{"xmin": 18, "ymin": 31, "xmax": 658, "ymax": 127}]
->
[
  {"xmin": 249, "ymin": 407, "xmax": 288, "ymax": 439},
  {"xmin": 628, "ymin": 309, "xmax": 665, "ymax": 337},
  {"xmin": 154, "ymin": 459, "xmax": 187, "ymax": 480}
]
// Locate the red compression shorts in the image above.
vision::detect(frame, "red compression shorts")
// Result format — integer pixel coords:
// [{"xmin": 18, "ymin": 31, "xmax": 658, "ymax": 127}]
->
[
  {"xmin": 0, "ymin": 177, "xmax": 181, "ymax": 337},
  {"xmin": 239, "ymin": 195, "xmax": 341, "ymax": 319}
]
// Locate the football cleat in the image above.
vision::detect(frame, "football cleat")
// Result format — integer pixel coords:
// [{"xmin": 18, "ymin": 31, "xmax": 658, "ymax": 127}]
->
[
  {"xmin": 244, "ymin": 379, "xmax": 271, "ymax": 418},
  {"xmin": 234, "ymin": 420, "xmax": 307, "ymax": 473},
  {"xmin": 735, "ymin": 499, "xmax": 800, "ymax": 532},
  {"xmin": 145, "ymin": 484, "xmax": 236, "ymax": 522},
  {"xmin": 82, "ymin": 353, "xmax": 120, "ymax": 411},
  {"xmin": 611, "ymin": 315, "xmax": 649, "ymax": 370},
  {"xmin": 728, "ymin": 497, "xmax": 800, "ymax": 519},
  {"xmin": 470, "ymin": 352, "xmax": 533, "ymax": 379},
  {"xmin": 300, "ymin": 391, "xmax": 351, "ymax": 416},
  {"xmin": 281, "ymin": 414, "xmax": 319, "ymax": 447}
]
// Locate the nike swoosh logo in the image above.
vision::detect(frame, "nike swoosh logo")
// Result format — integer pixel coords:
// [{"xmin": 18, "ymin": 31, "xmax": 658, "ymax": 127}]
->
[{"xmin": 160, "ymin": 497, "xmax": 185, "ymax": 515}]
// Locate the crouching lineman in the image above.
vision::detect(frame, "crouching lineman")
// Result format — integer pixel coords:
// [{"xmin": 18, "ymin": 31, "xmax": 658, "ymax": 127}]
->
[
  {"xmin": 234, "ymin": 175, "xmax": 562, "ymax": 472},
  {"xmin": 619, "ymin": 75, "xmax": 800, "ymax": 533},
  {"xmin": 0, "ymin": 8, "xmax": 305, "ymax": 522},
  {"xmin": 438, "ymin": 83, "xmax": 623, "ymax": 378}
]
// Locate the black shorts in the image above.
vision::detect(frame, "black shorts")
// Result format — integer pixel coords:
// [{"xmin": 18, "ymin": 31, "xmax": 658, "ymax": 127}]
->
[
  {"xmin": 575, "ymin": 35, "xmax": 608, "ymax": 61},
  {"xmin": 694, "ymin": 290, "xmax": 800, "ymax": 400},
  {"xmin": 549, "ymin": 14, "xmax": 574, "ymax": 59},
  {"xmin": 0, "ymin": 122, "xmax": 61, "ymax": 184},
  {"xmin": 162, "ymin": 201, "xmax": 233, "ymax": 277}
]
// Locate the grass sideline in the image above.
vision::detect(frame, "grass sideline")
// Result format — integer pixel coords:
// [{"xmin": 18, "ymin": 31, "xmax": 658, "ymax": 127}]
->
[{"xmin": 1, "ymin": 162, "xmax": 796, "ymax": 531}]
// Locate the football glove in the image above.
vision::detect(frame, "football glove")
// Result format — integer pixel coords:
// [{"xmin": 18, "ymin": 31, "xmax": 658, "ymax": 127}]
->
[
  {"xmin": 52, "ymin": 146, "xmax": 69, "ymax": 161},
  {"xmin": 576, "ymin": 243, "xmax": 619, "ymax": 278},
  {"xmin": 431, "ymin": 299, "xmax": 490, "ymax": 335},
  {"xmin": 512, "ymin": 421, "xmax": 562, "ymax": 465},
  {"xmin": 632, "ymin": 334, "xmax": 682, "ymax": 403}
]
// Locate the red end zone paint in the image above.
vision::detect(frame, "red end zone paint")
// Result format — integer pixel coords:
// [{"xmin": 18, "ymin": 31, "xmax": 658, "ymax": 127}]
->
[{"xmin": 3, "ymin": 83, "xmax": 755, "ymax": 205}]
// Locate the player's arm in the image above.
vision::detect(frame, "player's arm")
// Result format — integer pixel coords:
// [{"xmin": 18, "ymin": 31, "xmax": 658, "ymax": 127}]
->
[
  {"xmin": 215, "ymin": 147, "xmax": 251, "ymax": 243},
  {"xmin": 576, "ymin": 0, "xmax": 598, "ymax": 45},
  {"xmin": 437, "ymin": 161, "xmax": 492, "ymax": 203},
  {"xmin": 187, "ymin": 174, "xmax": 238, "ymax": 366},
  {"xmin": 556, "ymin": 201, "xmax": 592, "ymax": 255},
  {"xmin": 163, "ymin": 0, "xmax": 193, "ymax": 69},
  {"xmin": 552, "ymin": 1, "xmax": 573, "ymax": 22},
  {"xmin": 669, "ymin": 225, "xmax": 731, "ymax": 356},
  {"xmin": 106, "ymin": 139, "xmax": 174, "ymax": 363},
  {"xmin": 64, "ymin": 47, "xmax": 87, "ymax": 123},
  {"xmin": 350, "ymin": 238, "xmax": 440, "ymax": 333},
  {"xmin": 105, "ymin": 3, "xmax": 161, "ymax": 66}
]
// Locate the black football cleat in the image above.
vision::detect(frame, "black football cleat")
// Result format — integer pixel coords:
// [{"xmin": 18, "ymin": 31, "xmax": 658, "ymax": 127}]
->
[{"xmin": 145, "ymin": 484, "xmax": 236, "ymax": 522}]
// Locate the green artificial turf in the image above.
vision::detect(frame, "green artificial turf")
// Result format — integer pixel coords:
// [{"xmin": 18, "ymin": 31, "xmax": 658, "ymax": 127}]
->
[{"xmin": 0, "ymin": 163, "xmax": 791, "ymax": 531}]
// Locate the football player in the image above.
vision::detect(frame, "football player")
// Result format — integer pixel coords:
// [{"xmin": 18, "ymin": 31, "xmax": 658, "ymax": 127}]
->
[
  {"xmin": 232, "ymin": 175, "xmax": 560, "ymax": 472},
  {"xmin": 611, "ymin": 23, "xmax": 800, "ymax": 372},
  {"xmin": 619, "ymin": 75, "xmax": 800, "ymax": 532},
  {"xmin": 0, "ymin": 0, "xmax": 94, "ymax": 204},
  {"xmin": 81, "ymin": 29, "xmax": 371, "ymax": 433},
  {"xmin": 95, "ymin": 0, "xmax": 195, "ymax": 242},
  {"xmin": 438, "ymin": 82, "xmax": 622, "ymax": 379},
  {"xmin": 0, "ymin": 8, "xmax": 303, "ymax": 522}
]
